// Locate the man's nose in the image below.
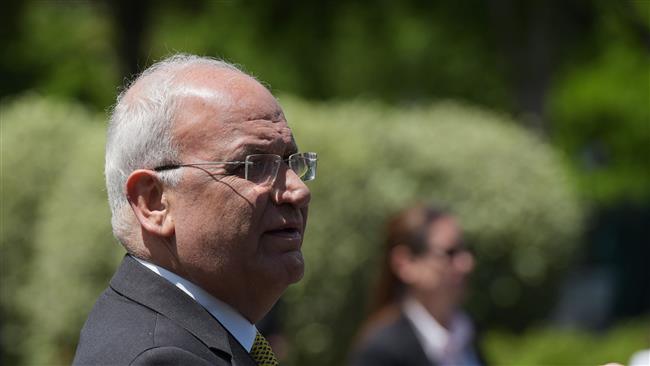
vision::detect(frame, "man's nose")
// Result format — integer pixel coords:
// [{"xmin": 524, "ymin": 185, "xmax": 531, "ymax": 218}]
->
[{"xmin": 271, "ymin": 166, "xmax": 311, "ymax": 208}]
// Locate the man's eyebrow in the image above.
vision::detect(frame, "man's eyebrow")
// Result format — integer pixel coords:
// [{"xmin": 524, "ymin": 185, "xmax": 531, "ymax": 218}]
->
[
  {"xmin": 234, "ymin": 143, "xmax": 298, "ymax": 159},
  {"xmin": 246, "ymin": 110, "xmax": 283, "ymax": 122},
  {"xmin": 240, "ymin": 145, "xmax": 266, "ymax": 156},
  {"xmin": 226, "ymin": 144, "xmax": 267, "ymax": 160}
]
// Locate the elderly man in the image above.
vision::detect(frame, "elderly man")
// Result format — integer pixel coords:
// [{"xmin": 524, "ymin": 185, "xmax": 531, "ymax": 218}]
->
[{"xmin": 73, "ymin": 54, "xmax": 317, "ymax": 365}]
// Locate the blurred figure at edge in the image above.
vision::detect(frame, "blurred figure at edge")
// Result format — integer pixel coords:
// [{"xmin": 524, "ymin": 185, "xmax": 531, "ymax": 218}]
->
[{"xmin": 349, "ymin": 204, "xmax": 485, "ymax": 366}]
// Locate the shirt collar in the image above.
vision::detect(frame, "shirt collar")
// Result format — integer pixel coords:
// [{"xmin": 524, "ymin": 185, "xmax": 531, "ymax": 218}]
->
[
  {"xmin": 133, "ymin": 257, "xmax": 257, "ymax": 352},
  {"xmin": 403, "ymin": 296, "xmax": 449, "ymax": 359},
  {"xmin": 402, "ymin": 296, "xmax": 475, "ymax": 364}
]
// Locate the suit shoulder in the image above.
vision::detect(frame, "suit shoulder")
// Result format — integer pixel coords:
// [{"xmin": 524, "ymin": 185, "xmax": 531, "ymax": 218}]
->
[
  {"xmin": 358, "ymin": 316, "xmax": 411, "ymax": 350},
  {"xmin": 130, "ymin": 346, "xmax": 231, "ymax": 366},
  {"xmin": 73, "ymin": 287, "xmax": 159, "ymax": 364},
  {"xmin": 151, "ymin": 313, "xmax": 230, "ymax": 362},
  {"xmin": 350, "ymin": 316, "xmax": 428, "ymax": 366},
  {"xmin": 74, "ymin": 287, "xmax": 225, "ymax": 365}
]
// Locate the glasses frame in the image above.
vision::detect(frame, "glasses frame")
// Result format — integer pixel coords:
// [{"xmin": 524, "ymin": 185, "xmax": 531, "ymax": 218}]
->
[
  {"xmin": 153, "ymin": 151, "xmax": 317, "ymax": 185},
  {"xmin": 423, "ymin": 244, "xmax": 473, "ymax": 266}
]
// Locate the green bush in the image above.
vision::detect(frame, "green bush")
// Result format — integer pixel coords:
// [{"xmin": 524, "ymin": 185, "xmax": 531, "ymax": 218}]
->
[
  {"xmin": 0, "ymin": 95, "xmax": 113, "ymax": 365},
  {"xmin": 549, "ymin": 7, "xmax": 650, "ymax": 205},
  {"xmin": 17, "ymin": 115, "xmax": 123, "ymax": 365},
  {"xmin": 283, "ymin": 96, "xmax": 583, "ymax": 364},
  {"xmin": 484, "ymin": 319, "xmax": 649, "ymax": 365},
  {"xmin": 2, "ymin": 95, "xmax": 583, "ymax": 365}
]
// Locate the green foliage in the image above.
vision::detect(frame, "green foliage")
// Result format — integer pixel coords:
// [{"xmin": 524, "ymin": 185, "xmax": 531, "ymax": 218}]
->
[
  {"xmin": 1, "ymin": 2, "xmax": 646, "ymax": 365},
  {"xmin": 1, "ymin": 95, "xmax": 122, "ymax": 364},
  {"xmin": 2, "ymin": 2, "xmax": 647, "ymax": 209},
  {"xmin": 282, "ymin": 96, "xmax": 583, "ymax": 365},
  {"xmin": 149, "ymin": 2, "xmax": 509, "ymax": 107},
  {"xmin": 2, "ymin": 1, "xmax": 509, "ymax": 111},
  {"xmin": 484, "ymin": 319, "xmax": 650, "ymax": 365},
  {"xmin": 0, "ymin": 95, "xmax": 109, "ymax": 364},
  {"xmin": 549, "ymin": 5, "xmax": 650, "ymax": 204},
  {"xmin": 17, "ymin": 117, "xmax": 123, "ymax": 365},
  {"xmin": 1, "ymin": 1, "xmax": 119, "ymax": 107},
  {"xmin": 3, "ymin": 1, "xmax": 646, "ymax": 206},
  {"xmin": 2, "ymin": 96, "xmax": 583, "ymax": 365}
]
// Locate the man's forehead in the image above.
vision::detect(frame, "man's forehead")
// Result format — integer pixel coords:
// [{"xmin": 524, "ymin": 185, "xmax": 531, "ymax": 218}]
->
[
  {"xmin": 177, "ymin": 66, "xmax": 266, "ymax": 99},
  {"xmin": 232, "ymin": 121, "xmax": 298, "ymax": 155},
  {"xmin": 178, "ymin": 119, "xmax": 297, "ymax": 160},
  {"xmin": 175, "ymin": 66, "xmax": 283, "ymax": 119},
  {"xmin": 170, "ymin": 68, "xmax": 296, "ymax": 159}
]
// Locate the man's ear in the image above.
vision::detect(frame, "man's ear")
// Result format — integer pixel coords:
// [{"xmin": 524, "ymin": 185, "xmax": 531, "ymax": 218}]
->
[{"xmin": 126, "ymin": 169, "xmax": 175, "ymax": 237}]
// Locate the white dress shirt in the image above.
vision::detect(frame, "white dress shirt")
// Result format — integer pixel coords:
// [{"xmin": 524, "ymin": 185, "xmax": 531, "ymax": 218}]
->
[
  {"xmin": 403, "ymin": 297, "xmax": 481, "ymax": 366},
  {"xmin": 134, "ymin": 257, "xmax": 257, "ymax": 352}
]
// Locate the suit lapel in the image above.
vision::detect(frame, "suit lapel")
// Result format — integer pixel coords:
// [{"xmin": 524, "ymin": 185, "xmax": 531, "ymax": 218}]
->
[
  {"xmin": 397, "ymin": 313, "xmax": 435, "ymax": 366},
  {"xmin": 109, "ymin": 255, "xmax": 256, "ymax": 365},
  {"xmin": 228, "ymin": 332, "xmax": 259, "ymax": 366}
]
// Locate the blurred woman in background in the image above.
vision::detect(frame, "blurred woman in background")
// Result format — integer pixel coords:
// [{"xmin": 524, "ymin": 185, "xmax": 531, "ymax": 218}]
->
[{"xmin": 350, "ymin": 204, "xmax": 485, "ymax": 366}]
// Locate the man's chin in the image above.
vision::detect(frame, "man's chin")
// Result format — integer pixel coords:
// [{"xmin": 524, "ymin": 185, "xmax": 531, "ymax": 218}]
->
[{"xmin": 283, "ymin": 250, "xmax": 305, "ymax": 284}]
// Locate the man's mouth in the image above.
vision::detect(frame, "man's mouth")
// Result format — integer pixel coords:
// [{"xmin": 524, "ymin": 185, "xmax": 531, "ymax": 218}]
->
[{"xmin": 265, "ymin": 227, "xmax": 302, "ymax": 239}]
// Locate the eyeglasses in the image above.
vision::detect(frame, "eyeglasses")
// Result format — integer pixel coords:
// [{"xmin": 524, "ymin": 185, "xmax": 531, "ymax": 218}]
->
[
  {"xmin": 154, "ymin": 152, "xmax": 317, "ymax": 186},
  {"xmin": 427, "ymin": 245, "xmax": 471, "ymax": 260},
  {"xmin": 431, "ymin": 247, "xmax": 470, "ymax": 258}
]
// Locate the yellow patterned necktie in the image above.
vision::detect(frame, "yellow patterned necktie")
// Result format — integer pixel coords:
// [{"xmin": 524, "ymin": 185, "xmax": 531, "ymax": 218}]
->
[{"xmin": 250, "ymin": 331, "xmax": 279, "ymax": 366}]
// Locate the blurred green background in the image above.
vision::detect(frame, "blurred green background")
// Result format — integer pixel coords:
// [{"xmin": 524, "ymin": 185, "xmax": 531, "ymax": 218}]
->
[{"xmin": 1, "ymin": 1, "xmax": 648, "ymax": 365}]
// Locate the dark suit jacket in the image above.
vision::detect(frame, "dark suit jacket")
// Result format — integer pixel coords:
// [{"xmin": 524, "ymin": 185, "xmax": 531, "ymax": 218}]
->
[
  {"xmin": 349, "ymin": 313, "xmax": 432, "ymax": 366},
  {"xmin": 73, "ymin": 255, "xmax": 256, "ymax": 366},
  {"xmin": 349, "ymin": 311, "xmax": 486, "ymax": 366}
]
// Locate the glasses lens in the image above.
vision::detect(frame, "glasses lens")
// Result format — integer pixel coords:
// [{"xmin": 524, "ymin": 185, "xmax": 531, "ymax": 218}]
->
[
  {"xmin": 245, "ymin": 154, "xmax": 281, "ymax": 185},
  {"xmin": 289, "ymin": 152, "xmax": 317, "ymax": 181}
]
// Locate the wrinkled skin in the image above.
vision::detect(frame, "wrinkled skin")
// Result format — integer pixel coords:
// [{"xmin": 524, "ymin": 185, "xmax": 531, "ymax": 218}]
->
[{"xmin": 148, "ymin": 66, "xmax": 311, "ymax": 322}]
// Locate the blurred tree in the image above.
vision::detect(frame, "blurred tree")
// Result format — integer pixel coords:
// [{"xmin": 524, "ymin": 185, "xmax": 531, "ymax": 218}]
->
[
  {"xmin": 0, "ymin": 95, "xmax": 105, "ymax": 365},
  {"xmin": 484, "ymin": 318, "xmax": 649, "ymax": 365},
  {"xmin": 108, "ymin": 0, "xmax": 152, "ymax": 79},
  {"xmin": 2, "ymin": 95, "xmax": 583, "ymax": 365},
  {"xmin": 17, "ymin": 113, "xmax": 122, "ymax": 365},
  {"xmin": 0, "ymin": 1, "xmax": 120, "ymax": 108},
  {"xmin": 1, "ymin": 0, "xmax": 647, "ymax": 364},
  {"xmin": 1, "ymin": 0, "xmax": 645, "ymax": 147},
  {"xmin": 281, "ymin": 96, "xmax": 583, "ymax": 365},
  {"xmin": 486, "ymin": 0, "xmax": 595, "ymax": 134},
  {"xmin": 545, "ymin": 2, "xmax": 649, "ymax": 327},
  {"xmin": 2, "ymin": 2, "xmax": 644, "ymax": 194},
  {"xmin": 550, "ymin": 1, "xmax": 650, "ymax": 204}
]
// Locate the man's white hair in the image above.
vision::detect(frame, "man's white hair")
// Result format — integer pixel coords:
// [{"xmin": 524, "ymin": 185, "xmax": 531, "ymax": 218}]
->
[{"xmin": 105, "ymin": 54, "xmax": 244, "ymax": 246}]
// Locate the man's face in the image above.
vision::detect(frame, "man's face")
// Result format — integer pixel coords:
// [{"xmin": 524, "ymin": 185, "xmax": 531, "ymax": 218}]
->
[{"xmin": 165, "ymin": 67, "xmax": 311, "ymax": 314}]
